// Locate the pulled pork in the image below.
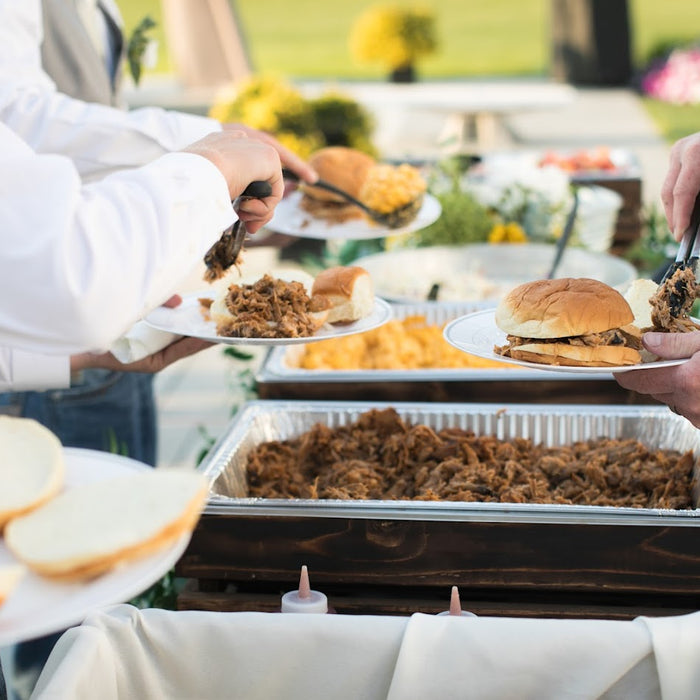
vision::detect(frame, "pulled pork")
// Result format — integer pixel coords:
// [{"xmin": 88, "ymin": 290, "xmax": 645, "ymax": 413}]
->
[
  {"xmin": 495, "ymin": 325, "xmax": 642, "ymax": 358},
  {"xmin": 246, "ymin": 408, "xmax": 696, "ymax": 509},
  {"xmin": 215, "ymin": 274, "xmax": 331, "ymax": 339},
  {"xmin": 650, "ymin": 266, "xmax": 700, "ymax": 333}
]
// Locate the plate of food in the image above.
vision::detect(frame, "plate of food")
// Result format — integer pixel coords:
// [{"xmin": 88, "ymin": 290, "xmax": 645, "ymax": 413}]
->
[
  {"xmin": 0, "ymin": 420, "xmax": 207, "ymax": 645},
  {"xmin": 267, "ymin": 147, "xmax": 441, "ymax": 239},
  {"xmin": 145, "ymin": 266, "xmax": 393, "ymax": 346},
  {"xmin": 443, "ymin": 277, "xmax": 694, "ymax": 375}
]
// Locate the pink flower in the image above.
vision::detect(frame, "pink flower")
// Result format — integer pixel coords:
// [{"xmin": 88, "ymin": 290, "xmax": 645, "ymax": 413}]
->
[{"xmin": 642, "ymin": 48, "xmax": 700, "ymax": 104}]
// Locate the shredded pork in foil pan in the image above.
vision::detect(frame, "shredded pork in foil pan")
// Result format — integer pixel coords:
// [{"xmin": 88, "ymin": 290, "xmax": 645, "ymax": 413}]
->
[{"xmin": 245, "ymin": 408, "xmax": 697, "ymax": 509}]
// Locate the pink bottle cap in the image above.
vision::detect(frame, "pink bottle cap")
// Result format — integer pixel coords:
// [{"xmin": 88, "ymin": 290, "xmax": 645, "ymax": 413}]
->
[
  {"xmin": 437, "ymin": 586, "xmax": 477, "ymax": 617},
  {"xmin": 281, "ymin": 565, "xmax": 328, "ymax": 614}
]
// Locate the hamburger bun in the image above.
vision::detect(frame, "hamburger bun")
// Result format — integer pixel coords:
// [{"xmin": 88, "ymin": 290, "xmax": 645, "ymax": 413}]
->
[
  {"xmin": 0, "ymin": 416, "xmax": 64, "ymax": 530},
  {"xmin": 495, "ymin": 277, "xmax": 634, "ymax": 339},
  {"xmin": 509, "ymin": 342, "xmax": 641, "ymax": 367},
  {"xmin": 5, "ymin": 470, "xmax": 208, "ymax": 581},
  {"xmin": 311, "ymin": 266, "xmax": 374, "ymax": 323},
  {"xmin": 0, "ymin": 564, "xmax": 26, "ymax": 608},
  {"xmin": 302, "ymin": 147, "xmax": 375, "ymax": 204}
]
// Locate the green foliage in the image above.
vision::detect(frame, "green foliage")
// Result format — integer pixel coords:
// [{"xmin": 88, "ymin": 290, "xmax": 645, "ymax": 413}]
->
[
  {"xmin": 624, "ymin": 203, "xmax": 675, "ymax": 274},
  {"xmin": 126, "ymin": 15, "xmax": 157, "ymax": 85},
  {"xmin": 309, "ymin": 93, "xmax": 377, "ymax": 156},
  {"xmin": 130, "ymin": 568, "xmax": 184, "ymax": 610},
  {"xmin": 413, "ymin": 157, "xmax": 493, "ymax": 246}
]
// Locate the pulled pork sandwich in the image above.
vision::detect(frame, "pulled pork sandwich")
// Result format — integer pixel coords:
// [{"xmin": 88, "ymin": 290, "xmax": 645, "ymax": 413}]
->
[
  {"xmin": 494, "ymin": 277, "xmax": 642, "ymax": 367},
  {"xmin": 300, "ymin": 147, "xmax": 375, "ymax": 224}
]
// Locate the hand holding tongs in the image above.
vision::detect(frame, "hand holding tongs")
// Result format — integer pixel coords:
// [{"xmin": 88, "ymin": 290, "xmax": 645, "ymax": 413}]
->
[
  {"xmin": 203, "ymin": 180, "xmax": 273, "ymax": 282},
  {"xmin": 656, "ymin": 193, "xmax": 700, "ymax": 316}
]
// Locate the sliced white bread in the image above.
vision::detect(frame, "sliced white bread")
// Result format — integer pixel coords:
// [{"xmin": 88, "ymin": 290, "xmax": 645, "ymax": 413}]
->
[
  {"xmin": 0, "ymin": 564, "xmax": 26, "ymax": 608},
  {"xmin": 0, "ymin": 416, "xmax": 64, "ymax": 530},
  {"xmin": 5, "ymin": 470, "xmax": 208, "ymax": 581}
]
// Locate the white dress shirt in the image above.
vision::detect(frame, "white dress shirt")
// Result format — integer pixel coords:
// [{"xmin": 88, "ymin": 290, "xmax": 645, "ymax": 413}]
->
[{"xmin": 0, "ymin": 0, "xmax": 235, "ymax": 389}]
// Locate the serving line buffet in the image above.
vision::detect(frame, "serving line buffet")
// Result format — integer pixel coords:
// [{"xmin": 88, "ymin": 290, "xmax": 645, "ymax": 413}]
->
[
  {"xmin": 18, "ymin": 139, "xmax": 700, "ymax": 699},
  {"xmin": 171, "ymin": 149, "xmax": 685, "ymax": 622}
]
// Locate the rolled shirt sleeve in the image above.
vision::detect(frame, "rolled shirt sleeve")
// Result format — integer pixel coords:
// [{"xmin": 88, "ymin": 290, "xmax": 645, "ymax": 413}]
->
[{"xmin": 0, "ymin": 349, "xmax": 70, "ymax": 391}]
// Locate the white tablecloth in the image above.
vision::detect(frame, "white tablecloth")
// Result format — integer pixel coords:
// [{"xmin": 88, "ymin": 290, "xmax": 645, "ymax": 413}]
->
[{"xmin": 31, "ymin": 604, "xmax": 700, "ymax": 700}]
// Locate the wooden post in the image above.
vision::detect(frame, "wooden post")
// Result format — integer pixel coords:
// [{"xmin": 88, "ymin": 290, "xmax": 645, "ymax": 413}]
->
[{"xmin": 160, "ymin": 0, "xmax": 252, "ymax": 89}]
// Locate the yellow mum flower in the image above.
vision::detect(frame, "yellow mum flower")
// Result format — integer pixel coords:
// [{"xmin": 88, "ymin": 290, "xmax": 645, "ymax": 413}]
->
[{"xmin": 488, "ymin": 222, "xmax": 528, "ymax": 244}]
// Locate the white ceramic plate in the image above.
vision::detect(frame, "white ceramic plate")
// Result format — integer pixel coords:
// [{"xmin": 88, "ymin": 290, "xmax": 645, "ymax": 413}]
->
[
  {"xmin": 353, "ymin": 243, "xmax": 638, "ymax": 303},
  {"xmin": 145, "ymin": 292, "xmax": 393, "ymax": 346},
  {"xmin": 0, "ymin": 449, "xmax": 191, "ymax": 646},
  {"xmin": 266, "ymin": 190, "xmax": 442, "ymax": 239},
  {"xmin": 443, "ymin": 309, "xmax": 689, "ymax": 375}
]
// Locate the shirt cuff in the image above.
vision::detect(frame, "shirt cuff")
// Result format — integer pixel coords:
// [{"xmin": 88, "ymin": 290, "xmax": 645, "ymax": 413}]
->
[{"xmin": 12, "ymin": 351, "xmax": 70, "ymax": 390}]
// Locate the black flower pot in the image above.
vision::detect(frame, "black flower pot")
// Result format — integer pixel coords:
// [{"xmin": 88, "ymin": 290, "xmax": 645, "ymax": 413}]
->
[{"xmin": 389, "ymin": 65, "xmax": 416, "ymax": 83}]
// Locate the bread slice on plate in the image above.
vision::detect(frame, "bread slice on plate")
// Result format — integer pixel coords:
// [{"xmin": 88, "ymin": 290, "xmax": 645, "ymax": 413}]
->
[
  {"xmin": 4, "ymin": 470, "xmax": 208, "ymax": 581},
  {"xmin": 0, "ymin": 416, "xmax": 64, "ymax": 529},
  {"xmin": 0, "ymin": 564, "xmax": 26, "ymax": 608}
]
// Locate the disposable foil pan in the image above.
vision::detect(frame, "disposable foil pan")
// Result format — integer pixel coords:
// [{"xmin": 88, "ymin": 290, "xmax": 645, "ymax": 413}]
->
[
  {"xmin": 198, "ymin": 400, "xmax": 700, "ymax": 525},
  {"xmin": 258, "ymin": 301, "xmax": 612, "ymax": 384}
]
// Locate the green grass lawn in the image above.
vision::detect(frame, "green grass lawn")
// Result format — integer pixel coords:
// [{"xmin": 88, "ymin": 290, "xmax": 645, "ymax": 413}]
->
[
  {"xmin": 119, "ymin": 0, "xmax": 700, "ymax": 79},
  {"xmin": 118, "ymin": 0, "xmax": 700, "ymax": 140}
]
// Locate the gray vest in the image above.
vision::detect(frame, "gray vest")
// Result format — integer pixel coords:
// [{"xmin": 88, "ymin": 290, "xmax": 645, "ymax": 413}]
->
[{"xmin": 40, "ymin": 0, "xmax": 124, "ymax": 107}]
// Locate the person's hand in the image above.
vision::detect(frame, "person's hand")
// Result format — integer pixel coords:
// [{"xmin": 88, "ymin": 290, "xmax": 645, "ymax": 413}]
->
[
  {"xmin": 661, "ymin": 132, "xmax": 700, "ymax": 240},
  {"xmin": 181, "ymin": 130, "xmax": 284, "ymax": 233},
  {"xmin": 222, "ymin": 122, "xmax": 318, "ymax": 185},
  {"xmin": 614, "ymin": 331, "xmax": 700, "ymax": 426},
  {"xmin": 70, "ymin": 335, "xmax": 214, "ymax": 375}
]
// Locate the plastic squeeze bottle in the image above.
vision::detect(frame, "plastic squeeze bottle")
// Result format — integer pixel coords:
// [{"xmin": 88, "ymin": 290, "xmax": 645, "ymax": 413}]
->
[
  {"xmin": 437, "ymin": 586, "xmax": 477, "ymax": 617},
  {"xmin": 280, "ymin": 565, "xmax": 329, "ymax": 614}
]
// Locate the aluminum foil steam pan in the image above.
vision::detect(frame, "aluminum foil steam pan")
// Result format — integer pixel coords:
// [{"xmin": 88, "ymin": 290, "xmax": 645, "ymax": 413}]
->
[{"xmin": 198, "ymin": 400, "xmax": 700, "ymax": 525}]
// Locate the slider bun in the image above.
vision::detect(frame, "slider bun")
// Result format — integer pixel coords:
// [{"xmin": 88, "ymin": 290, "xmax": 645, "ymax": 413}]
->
[
  {"xmin": 510, "ymin": 343, "xmax": 641, "ymax": 367},
  {"xmin": 210, "ymin": 269, "xmax": 329, "ymax": 330},
  {"xmin": 5, "ymin": 470, "xmax": 208, "ymax": 581},
  {"xmin": 312, "ymin": 266, "xmax": 374, "ymax": 323},
  {"xmin": 0, "ymin": 416, "xmax": 64, "ymax": 530},
  {"xmin": 624, "ymin": 278, "xmax": 658, "ymax": 331},
  {"xmin": 0, "ymin": 564, "xmax": 25, "ymax": 608},
  {"xmin": 495, "ymin": 278, "xmax": 634, "ymax": 338},
  {"xmin": 302, "ymin": 147, "xmax": 375, "ymax": 203}
]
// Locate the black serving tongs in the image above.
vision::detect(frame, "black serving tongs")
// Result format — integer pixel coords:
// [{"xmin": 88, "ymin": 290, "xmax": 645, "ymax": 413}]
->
[
  {"xmin": 203, "ymin": 180, "xmax": 273, "ymax": 282},
  {"xmin": 656, "ymin": 193, "xmax": 700, "ymax": 316}
]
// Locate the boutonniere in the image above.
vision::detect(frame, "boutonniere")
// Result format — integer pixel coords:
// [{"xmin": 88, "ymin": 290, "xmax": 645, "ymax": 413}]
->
[{"xmin": 126, "ymin": 16, "xmax": 157, "ymax": 86}]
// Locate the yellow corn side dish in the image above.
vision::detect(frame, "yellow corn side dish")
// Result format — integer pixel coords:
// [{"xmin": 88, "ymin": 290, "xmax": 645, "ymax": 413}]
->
[
  {"xmin": 359, "ymin": 163, "xmax": 427, "ymax": 214},
  {"xmin": 295, "ymin": 315, "xmax": 511, "ymax": 370}
]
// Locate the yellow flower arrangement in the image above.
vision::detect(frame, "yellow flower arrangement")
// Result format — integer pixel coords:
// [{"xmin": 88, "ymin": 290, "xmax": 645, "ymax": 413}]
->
[
  {"xmin": 349, "ymin": 5, "xmax": 437, "ymax": 76},
  {"xmin": 487, "ymin": 222, "xmax": 528, "ymax": 244},
  {"xmin": 209, "ymin": 75, "xmax": 376, "ymax": 159}
]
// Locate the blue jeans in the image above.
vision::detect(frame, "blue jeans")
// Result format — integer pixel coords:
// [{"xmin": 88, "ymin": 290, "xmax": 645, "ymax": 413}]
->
[{"xmin": 0, "ymin": 369, "xmax": 156, "ymax": 466}]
